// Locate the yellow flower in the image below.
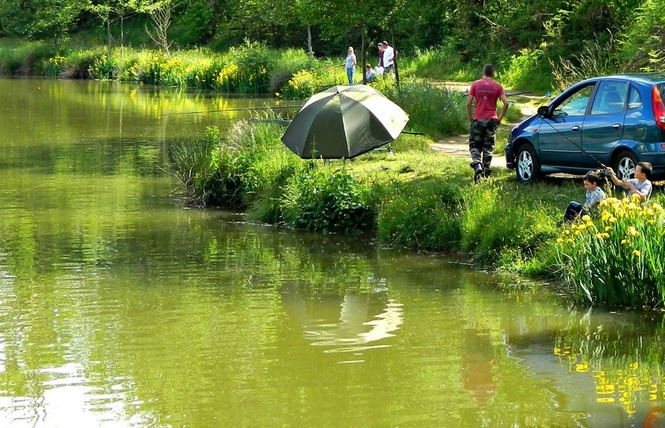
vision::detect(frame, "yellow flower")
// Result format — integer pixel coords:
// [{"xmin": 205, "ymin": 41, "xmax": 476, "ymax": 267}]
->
[
  {"xmin": 557, "ymin": 238, "xmax": 564, "ymax": 244},
  {"xmin": 627, "ymin": 226, "xmax": 639, "ymax": 237},
  {"xmin": 621, "ymin": 238, "xmax": 630, "ymax": 245},
  {"xmin": 633, "ymin": 249, "xmax": 641, "ymax": 257},
  {"xmin": 576, "ymin": 362, "xmax": 589, "ymax": 372},
  {"xmin": 581, "ymin": 215, "xmax": 591, "ymax": 222},
  {"xmin": 604, "ymin": 226, "xmax": 611, "ymax": 232}
]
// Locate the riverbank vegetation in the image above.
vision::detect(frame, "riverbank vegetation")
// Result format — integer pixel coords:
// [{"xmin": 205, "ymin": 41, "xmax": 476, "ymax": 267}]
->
[{"xmin": 168, "ymin": 118, "xmax": 665, "ymax": 309}]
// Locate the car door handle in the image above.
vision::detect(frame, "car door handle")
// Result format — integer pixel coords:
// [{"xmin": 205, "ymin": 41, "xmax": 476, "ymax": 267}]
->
[
  {"xmin": 612, "ymin": 123, "xmax": 621, "ymax": 129},
  {"xmin": 571, "ymin": 126, "xmax": 580, "ymax": 131}
]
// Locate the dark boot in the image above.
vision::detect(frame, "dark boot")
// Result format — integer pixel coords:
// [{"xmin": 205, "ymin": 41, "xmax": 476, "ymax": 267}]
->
[
  {"xmin": 483, "ymin": 168, "xmax": 492, "ymax": 178},
  {"xmin": 471, "ymin": 162, "xmax": 484, "ymax": 183}
]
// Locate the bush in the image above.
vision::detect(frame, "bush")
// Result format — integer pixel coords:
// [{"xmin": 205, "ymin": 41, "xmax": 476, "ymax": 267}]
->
[{"xmin": 280, "ymin": 166, "xmax": 375, "ymax": 234}]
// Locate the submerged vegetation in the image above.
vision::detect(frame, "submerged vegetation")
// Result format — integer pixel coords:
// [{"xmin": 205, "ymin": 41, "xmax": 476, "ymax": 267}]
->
[{"xmin": 168, "ymin": 118, "xmax": 665, "ymax": 309}]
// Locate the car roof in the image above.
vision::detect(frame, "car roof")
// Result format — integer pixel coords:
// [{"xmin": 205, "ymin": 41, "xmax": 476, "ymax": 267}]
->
[{"xmin": 588, "ymin": 73, "xmax": 665, "ymax": 85}]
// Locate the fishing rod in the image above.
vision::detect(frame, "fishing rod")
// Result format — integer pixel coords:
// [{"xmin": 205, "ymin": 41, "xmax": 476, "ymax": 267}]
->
[
  {"xmin": 536, "ymin": 92, "xmax": 608, "ymax": 170},
  {"xmin": 162, "ymin": 104, "xmax": 304, "ymax": 117}
]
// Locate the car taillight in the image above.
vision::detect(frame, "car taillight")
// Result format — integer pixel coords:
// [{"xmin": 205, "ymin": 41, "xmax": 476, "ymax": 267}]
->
[{"xmin": 652, "ymin": 86, "xmax": 665, "ymax": 130}]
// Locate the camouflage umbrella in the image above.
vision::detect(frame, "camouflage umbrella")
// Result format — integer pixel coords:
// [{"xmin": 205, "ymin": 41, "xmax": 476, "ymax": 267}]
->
[{"xmin": 281, "ymin": 85, "xmax": 409, "ymax": 159}]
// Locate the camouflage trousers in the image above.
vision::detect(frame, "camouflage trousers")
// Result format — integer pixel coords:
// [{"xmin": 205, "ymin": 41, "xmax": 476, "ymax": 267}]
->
[{"xmin": 469, "ymin": 119, "xmax": 499, "ymax": 171}]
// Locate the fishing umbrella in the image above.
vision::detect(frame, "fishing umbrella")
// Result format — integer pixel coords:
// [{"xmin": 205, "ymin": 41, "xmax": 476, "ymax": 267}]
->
[{"xmin": 281, "ymin": 85, "xmax": 409, "ymax": 159}]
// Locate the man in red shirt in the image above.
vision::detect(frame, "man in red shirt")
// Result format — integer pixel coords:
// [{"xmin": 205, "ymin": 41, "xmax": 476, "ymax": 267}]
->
[{"xmin": 466, "ymin": 64, "xmax": 509, "ymax": 182}]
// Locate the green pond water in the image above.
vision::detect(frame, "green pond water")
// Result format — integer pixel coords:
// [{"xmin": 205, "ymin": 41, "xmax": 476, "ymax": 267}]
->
[{"xmin": 0, "ymin": 78, "xmax": 664, "ymax": 427}]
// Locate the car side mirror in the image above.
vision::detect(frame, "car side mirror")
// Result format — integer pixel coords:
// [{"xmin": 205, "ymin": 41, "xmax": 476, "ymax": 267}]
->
[{"xmin": 537, "ymin": 106, "xmax": 550, "ymax": 117}]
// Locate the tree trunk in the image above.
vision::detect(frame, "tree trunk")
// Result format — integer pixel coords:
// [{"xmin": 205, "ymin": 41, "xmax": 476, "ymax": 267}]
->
[{"xmin": 307, "ymin": 25, "xmax": 313, "ymax": 56}]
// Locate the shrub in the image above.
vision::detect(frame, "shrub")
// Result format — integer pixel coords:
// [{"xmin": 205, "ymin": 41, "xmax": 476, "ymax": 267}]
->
[{"xmin": 280, "ymin": 166, "xmax": 375, "ymax": 234}]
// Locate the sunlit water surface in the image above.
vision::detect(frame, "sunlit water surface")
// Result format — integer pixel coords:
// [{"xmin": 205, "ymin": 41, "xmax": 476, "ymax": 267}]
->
[{"xmin": 1, "ymin": 79, "xmax": 664, "ymax": 427}]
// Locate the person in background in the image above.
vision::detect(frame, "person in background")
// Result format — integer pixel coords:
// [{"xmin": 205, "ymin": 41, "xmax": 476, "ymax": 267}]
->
[
  {"xmin": 605, "ymin": 162, "xmax": 653, "ymax": 202},
  {"xmin": 364, "ymin": 64, "xmax": 376, "ymax": 83},
  {"xmin": 466, "ymin": 64, "xmax": 509, "ymax": 182},
  {"xmin": 563, "ymin": 170, "xmax": 607, "ymax": 223},
  {"xmin": 381, "ymin": 41, "xmax": 395, "ymax": 77},
  {"xmin": 377, "ymin": 43, "xmax": 384, "ymax": 70},
  {"xmin": 344, "ymin": 47, "xmax": 357, "ymax": 86}
]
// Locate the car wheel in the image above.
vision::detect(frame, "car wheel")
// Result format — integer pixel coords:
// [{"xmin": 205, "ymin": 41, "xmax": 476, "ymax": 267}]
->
[
  {"xmin": 614, "ymin": 151, "xmax": 637, "ymax": 181},
  {"xmin": 515, "ymin": 144, "xmax": 540, "ymax": 184}
]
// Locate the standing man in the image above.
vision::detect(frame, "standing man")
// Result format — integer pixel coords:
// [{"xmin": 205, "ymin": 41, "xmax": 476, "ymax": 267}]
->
[
  {"xmin": 381, "ymin": 41, "xmax": 395, "ymax": 77},
  {"xmin": 466, "ymin": 64, "xmax": 509, "ymax": 182}
]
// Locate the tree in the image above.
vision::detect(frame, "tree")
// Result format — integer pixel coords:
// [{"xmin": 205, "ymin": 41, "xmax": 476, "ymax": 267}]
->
[
  {"xmin": 87, "ymin": 0, "xmax": 144, "ymax": 54},
  {"xmin": 144, "ymin": 0, "xmax": 173, "ymax": 57},
  {"xmin": 0, "ymin": 0, "xmax": 84, "ymax": 48}
]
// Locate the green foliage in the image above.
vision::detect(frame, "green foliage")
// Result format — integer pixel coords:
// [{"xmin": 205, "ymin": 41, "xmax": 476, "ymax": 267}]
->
[
  {"xmin": 168, "ymin": 127, "xmax": 221, "ymax": 207},
  {"xmin": 88, "ymin": 54, "xmax": 117, "ymax": 79},
  {"xmin": 383, "ymin": 81, "xmax": 468, "ymax": 138},
  {"xmin": 270, "ymin": 49, "xmax": 319, "ymax": 95},
  {"xmin": 618, "ymin": 0, "xmax": 665, "ymax": 71},
  {"xmin": 63, "ymin": 48, "xmax": 108, "ymax": 78},
  {"xmin": 459, "ymin": 183, "xmax": 558, "ymax": 266},
  {"xmin": 501, "ymin": 49, "xmax": 553, "ymax": 92},
  {"xmin": 550, "ymin": 36, "xmax": 619, "ymax": 91},
  {"xmin": 281, "ymin": 70, "xmax": 320, "ymax": 99},
  {"xmin": 171, "ymin": 0, "xmax": 213, "ymax": 47},
  {"xmin": 376, "ymin": 179, "xmax": 464, "ymax": 250},
  {"xmin": 43, "ymin": 54, "xmax": 66, "ymax": 77},
  {"xmin": 554, "ymin": 197, "xmax": 665, "ymax": 308},
  {"xmin": 280, "ymin": 167, "xmax": 375, "ymax": 234},
  {"xmin": 0, "ymin": 39, "xmax": 55, "ymax": 75}
]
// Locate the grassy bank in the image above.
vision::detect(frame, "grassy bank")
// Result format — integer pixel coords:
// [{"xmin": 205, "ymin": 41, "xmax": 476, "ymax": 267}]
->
[{"xmin": 168, "ymin": 117, "xmax": 665, "ymax": 309}]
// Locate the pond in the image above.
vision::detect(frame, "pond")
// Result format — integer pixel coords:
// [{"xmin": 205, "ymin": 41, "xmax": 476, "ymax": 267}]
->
[{"xmin": 0, "ymin": 78, "xmax": 664, "ymax": 427}]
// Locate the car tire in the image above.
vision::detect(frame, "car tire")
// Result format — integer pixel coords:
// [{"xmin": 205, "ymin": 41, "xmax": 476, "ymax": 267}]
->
[
  {"xmin": 515, "ymin": 144, "xmax": 541, "ymax": 184},
  {"xmin": 614, "ymin": 151, "xmax": 638, "ymax": 181}
]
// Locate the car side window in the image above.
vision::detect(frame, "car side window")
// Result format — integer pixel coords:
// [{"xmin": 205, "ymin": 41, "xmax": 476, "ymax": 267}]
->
[
  {"xmin": 590, "ymin": 81, "xmax": 628, "ymax": 115},
  {"xmin": 553, "ymin": 84, "xmax": 594, "ymax": 117},
  {"xmin": 627, "ymin": 86, "xmax": 642, "ymax": 109}
]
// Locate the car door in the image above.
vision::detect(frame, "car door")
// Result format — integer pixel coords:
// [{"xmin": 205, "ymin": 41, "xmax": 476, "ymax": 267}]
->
[
  {"xmin": 580, "ymin": 80, "xmax": 628, "ymax": 168},
  {"xmin": 538, "ymin": 83, "xmax": 595, "ymax": 166}
]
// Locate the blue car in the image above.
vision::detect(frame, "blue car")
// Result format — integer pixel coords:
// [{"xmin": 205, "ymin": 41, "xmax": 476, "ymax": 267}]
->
[{"xmin": 506, "ymin": 74, "xmax": 665, "ymax": 183}]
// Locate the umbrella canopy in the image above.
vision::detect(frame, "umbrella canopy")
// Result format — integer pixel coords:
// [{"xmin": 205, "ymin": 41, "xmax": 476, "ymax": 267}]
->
[{"xmin": 281, "ymin": 85, "xmax": 409, "ymax": 159}]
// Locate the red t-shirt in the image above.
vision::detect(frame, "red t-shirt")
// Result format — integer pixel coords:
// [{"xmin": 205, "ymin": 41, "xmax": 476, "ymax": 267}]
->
[{"xmin": 469, "ymin": 78, "xmax": 505, "ymax": 120}]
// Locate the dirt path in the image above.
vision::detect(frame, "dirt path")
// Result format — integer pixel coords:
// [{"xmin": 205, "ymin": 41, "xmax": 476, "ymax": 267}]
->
[{"xmin": 430, "ymin": 88, "xmax": 542, "ymax": 169}]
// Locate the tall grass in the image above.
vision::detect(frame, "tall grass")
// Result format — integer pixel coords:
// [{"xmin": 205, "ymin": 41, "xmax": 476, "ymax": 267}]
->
[{"xmin": 554, "ymin": 197, "xmax": 665, "ymax": 308}]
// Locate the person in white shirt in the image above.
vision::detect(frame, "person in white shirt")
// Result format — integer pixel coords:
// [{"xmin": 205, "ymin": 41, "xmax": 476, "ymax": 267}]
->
[{"xmin": 381, "ymin": 41, "xmax": 395, "ymax": 76}]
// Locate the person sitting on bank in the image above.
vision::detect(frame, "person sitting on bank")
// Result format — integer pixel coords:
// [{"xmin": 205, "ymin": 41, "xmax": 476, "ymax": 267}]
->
[
  {"xmin": 564, "ymin": 170, "xmax": 607, "ymax": 223},
  {"xmin": 605, "ymin": 161, "xmax": 653, "ymax": 202},
  {"xmin": 364, "ymin": 64, "xmax": 376, "ymax": 83}
]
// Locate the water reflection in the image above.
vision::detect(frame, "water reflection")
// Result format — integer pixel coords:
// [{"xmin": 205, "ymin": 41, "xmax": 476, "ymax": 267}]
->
[
  {"xmin": 462, "ymin": 327, "xmax": 497, "ymax": 407},
  {"xmin": 282, "ymin": 286, "xmax": 403, "ymax": 358}
]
